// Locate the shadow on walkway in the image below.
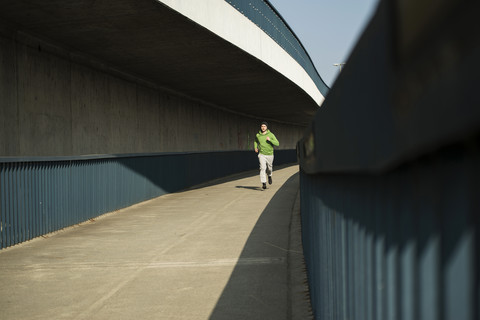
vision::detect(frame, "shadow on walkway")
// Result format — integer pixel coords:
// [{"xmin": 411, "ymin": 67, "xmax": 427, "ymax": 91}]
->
[
  {"xmin": 235, "ymin": 186, "xmax": 263, "ymax": 191},
  {"xmin": 209, "ymin": 173, "xmax": 312, "ymax": 320}
]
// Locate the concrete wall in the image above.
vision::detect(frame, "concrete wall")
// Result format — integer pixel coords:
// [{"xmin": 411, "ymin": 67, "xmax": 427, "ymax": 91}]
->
[{"xmin": 0, "ymin": 26, "xmax": 305, "ymax": 157}]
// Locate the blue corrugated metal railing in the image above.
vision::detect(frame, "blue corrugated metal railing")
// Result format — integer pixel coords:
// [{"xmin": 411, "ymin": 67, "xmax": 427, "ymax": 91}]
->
[
  {"xmin": 0, "ymin": 150, "xmax": 296, "ymax": 249},
  {"xmin": 296, "ymin": 0, "xmax": 480, "ymax": 318},
  {"xmin": 299, "ymin": 144, "xmax": 479, "ymax": 319},
  {"xmin": 225, "ymin": 0, "xmax": 329, "ymax": 97}
]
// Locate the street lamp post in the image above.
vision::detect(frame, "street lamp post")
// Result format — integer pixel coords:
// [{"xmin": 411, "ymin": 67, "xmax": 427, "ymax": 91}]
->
[{"xmin": 333, "ymin": 63, "xmax": 346, "ymax": 71}]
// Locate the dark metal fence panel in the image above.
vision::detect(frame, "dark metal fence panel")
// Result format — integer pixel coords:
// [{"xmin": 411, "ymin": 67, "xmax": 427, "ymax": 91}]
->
[
  {"xmin": 0, "ymin": 149, "xmax": 296, "ymax": 249},
  {"xmin": 300, "ymin": 144, "xmax": 479, "ymax": 319},
  {"xmin": 297, "ymin": 0, "xmax": 480, "ymax": 318}
]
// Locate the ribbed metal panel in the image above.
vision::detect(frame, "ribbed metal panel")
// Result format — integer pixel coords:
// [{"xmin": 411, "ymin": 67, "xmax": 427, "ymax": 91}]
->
[
  {"xmin": 0, "ymin": 150, "xmax": 297, "ymax": 249},
  {"xmin": 296, "ymin": 0, "xmax": 480, "ymax": 317},
  {"xmin": 300, "ymin": 144, "xmax": 479, "ymax": 320}
]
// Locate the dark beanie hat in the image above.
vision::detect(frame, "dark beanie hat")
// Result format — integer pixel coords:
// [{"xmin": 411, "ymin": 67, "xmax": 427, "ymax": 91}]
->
[{"xmin": 261, "ymin": 121, "xmax": 269, "ymax": 127}]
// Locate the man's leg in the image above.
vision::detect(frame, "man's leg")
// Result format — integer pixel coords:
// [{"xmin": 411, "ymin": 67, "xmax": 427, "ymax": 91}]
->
[
  {"xmin": 258, "ymin": 154, "xmax": 267, "ymax": 184},
  {"xmin": 265, "ymin": 155, "xmax": 274, "ymax": 184}
]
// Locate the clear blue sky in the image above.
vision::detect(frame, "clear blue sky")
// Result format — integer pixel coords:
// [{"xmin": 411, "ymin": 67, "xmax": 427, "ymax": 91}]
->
[{"xmin": 268, "ymin": 0, "xmax": 380, "ymax": 88}]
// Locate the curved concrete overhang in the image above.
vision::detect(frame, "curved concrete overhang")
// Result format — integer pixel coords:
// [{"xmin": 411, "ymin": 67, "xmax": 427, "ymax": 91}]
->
[
  {"xmin": 0, "ymin": 0, "xmax": 322, "ymax": 125},
  {"xmin": 159, "ymin": 0, "xmax": 325, "ymax": 107}
]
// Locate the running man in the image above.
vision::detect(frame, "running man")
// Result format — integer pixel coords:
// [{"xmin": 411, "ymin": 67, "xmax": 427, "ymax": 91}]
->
[{"xmin": 254, "ymin": 121, "xmax": 279, "ymax": 190}]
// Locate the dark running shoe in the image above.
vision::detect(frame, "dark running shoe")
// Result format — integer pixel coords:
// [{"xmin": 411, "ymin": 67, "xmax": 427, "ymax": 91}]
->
[
  {"xmin": 262, "ymin": 183, "xmax": 267, "ymax": 190},
  {"xmin": 268, "ymin": 176, "xmax": 272, "ymax": 185}
]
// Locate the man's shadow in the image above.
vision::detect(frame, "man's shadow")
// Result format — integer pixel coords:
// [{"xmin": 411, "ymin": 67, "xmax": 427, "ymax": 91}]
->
[{"xmin": 235, "ymin": 186, "xmax": 263, "ymax": 191}]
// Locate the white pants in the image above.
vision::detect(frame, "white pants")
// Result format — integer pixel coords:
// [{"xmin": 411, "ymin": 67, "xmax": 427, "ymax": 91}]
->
[{"xmin": 258, "ymin": 154, "xmax": 274, "ymax": 183}]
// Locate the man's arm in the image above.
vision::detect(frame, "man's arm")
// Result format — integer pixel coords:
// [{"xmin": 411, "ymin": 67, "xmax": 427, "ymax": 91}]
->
[{"xmin": 268, "ymin": 133, "xmax": 279, "ymax": 147}]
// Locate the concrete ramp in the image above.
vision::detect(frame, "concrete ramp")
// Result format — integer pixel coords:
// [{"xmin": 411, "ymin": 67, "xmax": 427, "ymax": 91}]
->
[{"xmin": 0, "ymin": 165, "xmax": 311, "ymax": 319}]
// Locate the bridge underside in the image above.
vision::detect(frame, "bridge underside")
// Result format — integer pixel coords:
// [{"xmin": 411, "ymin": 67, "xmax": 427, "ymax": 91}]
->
[{"xmin": 0, "ymin": 0, "xmax": 317, "ymax": 125}]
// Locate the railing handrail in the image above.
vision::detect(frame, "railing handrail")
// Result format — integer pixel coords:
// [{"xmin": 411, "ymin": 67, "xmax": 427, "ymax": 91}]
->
[{"xmin": 0, "ymin": 150, "xmax": 259, "ymax": 164}]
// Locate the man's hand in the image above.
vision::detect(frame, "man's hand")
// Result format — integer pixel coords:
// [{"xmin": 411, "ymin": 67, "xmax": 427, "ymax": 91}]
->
[
  {"xmin": 266, "ymin": 137, "xmax": 270, "ymax": 141},
  {"xmin": 255, "ymin": 148, "xmax": 258, "ymax": 153}
]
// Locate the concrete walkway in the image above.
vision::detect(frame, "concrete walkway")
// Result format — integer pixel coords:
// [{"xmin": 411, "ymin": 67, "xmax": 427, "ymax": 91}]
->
[{"xmin": 0, "ymin": 165, "xmax": 312, "ymax": 320}]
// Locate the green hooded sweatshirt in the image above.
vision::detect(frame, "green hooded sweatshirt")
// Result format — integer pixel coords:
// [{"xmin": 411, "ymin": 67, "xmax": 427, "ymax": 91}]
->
[{"xmin": 254, "ymin": 129, "xmax": 279, "ymax": 155}]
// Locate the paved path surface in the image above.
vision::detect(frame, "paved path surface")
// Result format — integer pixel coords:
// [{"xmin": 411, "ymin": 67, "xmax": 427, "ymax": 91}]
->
[{"xmin": 0, "ymin": 165, "xmax": 312, "ymax": 320}]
